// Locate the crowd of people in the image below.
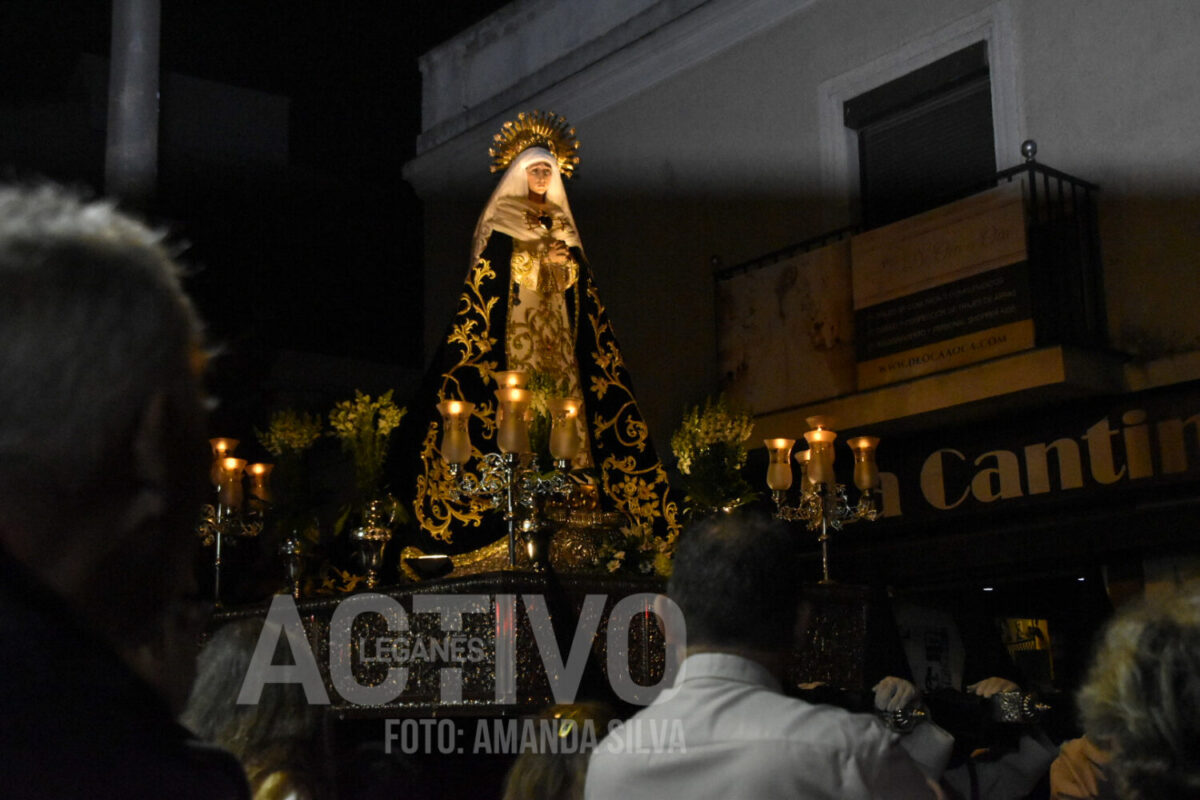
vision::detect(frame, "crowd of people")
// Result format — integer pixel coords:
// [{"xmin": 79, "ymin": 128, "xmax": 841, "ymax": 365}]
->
[{"xmin": 0, "ymin": 179, "xmax": 1198, "ymax": 800}]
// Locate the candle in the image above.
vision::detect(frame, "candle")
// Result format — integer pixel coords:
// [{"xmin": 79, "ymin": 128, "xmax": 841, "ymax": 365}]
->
[
  {"xmin": 548, "ymin": 397, "xmax": 582, "ymax": 462},
  {"xmin": 208, "ymin": 438, "xmax": 239, "ymax": 487},
  {"xmin": 847, "ymin": 436, "xmax": 881, "ymax": 490},
  {"xmin": 436, "ymin": 399, "xmax": 475, "ymax": 465},
  {"xmin": 794, "ymin": 448, "xmax": 812, "ymax": 486},
  {"xmin": 764, "ymin": 438, "xmax": 795, "ymax": 491},
  {"xmin": 495, "ymin": 387, "xmax": 532, "ymax": 454},
  {"xmin": 217, "ymin": 457, "xmax": 247, "ymax": 510},
  {"xmin": 247, "ymin": 462, "xmax": 273, "ymax": 504},
  {"xmin": 248, "ymin": 460, "xmax": 276, "ymax": 503},
  {"xmin": 803, "ymin": 427, "xmax": 837, "ymax": 486},
  {"xmin": 493, "ymin": 370, "xmax": 528, "ymax": 389}
]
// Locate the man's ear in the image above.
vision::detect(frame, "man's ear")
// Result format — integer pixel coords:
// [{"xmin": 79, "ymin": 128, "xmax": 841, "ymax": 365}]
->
[
  {"xmin": 116, "ymin": 391, "xmax": 168, "ymax": 539},
  {"xmin": 652, "ymin": 593, "xmax": 671, "ymax": 637}
]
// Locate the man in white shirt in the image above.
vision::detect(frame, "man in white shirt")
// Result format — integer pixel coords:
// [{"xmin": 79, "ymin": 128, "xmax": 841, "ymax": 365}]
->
[{"xmin": 585, "ymin": 513, "xmax": 947, "ymax": 800}]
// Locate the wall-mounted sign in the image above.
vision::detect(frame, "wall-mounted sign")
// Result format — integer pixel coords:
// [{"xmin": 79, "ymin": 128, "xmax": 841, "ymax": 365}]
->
[
  {"xmin": 716, "ymin": 240, "xmax": 856, "ymax": 414},
  {"xmin": 863, "ymin": 383, "xmax": 1200, "ymax": 527},
  {"xmin": 851, "ymin": 182, "xmax": 1034, "ymax": 389}
]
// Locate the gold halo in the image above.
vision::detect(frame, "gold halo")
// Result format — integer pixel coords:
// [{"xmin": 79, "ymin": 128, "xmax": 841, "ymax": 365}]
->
[{"xmin": 488, "ymin": 110, "xmax": 581, "ymax": 179}]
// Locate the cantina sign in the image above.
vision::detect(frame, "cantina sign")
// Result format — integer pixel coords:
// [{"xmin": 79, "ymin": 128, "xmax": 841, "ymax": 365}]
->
[{"xmin": 869, "ymin": 386, "xmax": 1200, "ymax": 521}]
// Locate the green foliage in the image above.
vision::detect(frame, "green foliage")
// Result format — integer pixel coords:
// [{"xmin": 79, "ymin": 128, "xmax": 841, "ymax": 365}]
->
[{"xmin": 670, "ymin": 395, "xmax": 758, "ymax": 515}]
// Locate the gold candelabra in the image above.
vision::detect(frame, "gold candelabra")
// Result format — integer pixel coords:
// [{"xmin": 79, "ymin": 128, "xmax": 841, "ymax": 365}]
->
[
  {"xmin": 196, "ymin": 438, "xmax": 268, "ymax": 605},
  {"xmin": 437, "ymin": 371, "xmax": 580, "ymax": 568},
  {"xmin": 764, "ymin": 417, "xmax": 881, "ymax": 583}
]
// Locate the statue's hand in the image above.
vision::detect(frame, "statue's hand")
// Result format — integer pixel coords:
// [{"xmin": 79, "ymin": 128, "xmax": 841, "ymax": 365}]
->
[{"xmin": 544, "ymin": 240, "xmax": 570, "ymax": 266}]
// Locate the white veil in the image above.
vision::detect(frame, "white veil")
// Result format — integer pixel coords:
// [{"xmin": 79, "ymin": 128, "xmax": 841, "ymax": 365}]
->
[{"xmin": 470, "ymin": 146, "xmax": 582, "ymax": 266}]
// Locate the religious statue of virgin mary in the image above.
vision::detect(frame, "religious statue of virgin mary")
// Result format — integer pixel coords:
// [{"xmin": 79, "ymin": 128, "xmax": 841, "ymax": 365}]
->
[{"xmin": 399, "ymin": 111, "xmax": 678, "ymax": 557}]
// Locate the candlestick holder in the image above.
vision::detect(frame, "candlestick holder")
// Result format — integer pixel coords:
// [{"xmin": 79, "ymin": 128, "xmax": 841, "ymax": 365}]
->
[
  {"xmin": 196, "ymin": 496, "xmax": 265, "ymax": 607},
  {"xmin": 765, "ymin": 417, "xmax": 881, "ymax": 584},
  {"xmin": 445, "ymin": 452, "xmax": 574, "ymax": 569},
  {"xmin": 196, "ymin": 443, "xmax": 268, "ymax": 606},
  {"xmin": 437, "ymin": 372, "xmax": 581, "ymax": 569},
  {"xmin": 278, "ymin": 535, "xmax": 306, "ymax": 600}
]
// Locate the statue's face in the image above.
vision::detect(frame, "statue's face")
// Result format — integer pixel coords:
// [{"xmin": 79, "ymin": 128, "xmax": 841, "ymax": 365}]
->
[{"xmin": 525, "ymin": 162, "xmax": 553, "ymax": 197}]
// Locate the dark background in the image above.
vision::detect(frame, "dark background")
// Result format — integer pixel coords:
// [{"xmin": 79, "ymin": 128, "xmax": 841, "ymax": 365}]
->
[{"xmin": 0, "ymin": 0, "xmax": 508, "ymax": 433}]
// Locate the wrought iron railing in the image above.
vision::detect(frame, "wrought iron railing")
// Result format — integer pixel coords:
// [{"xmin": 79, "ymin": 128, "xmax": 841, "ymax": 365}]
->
[{"xmin": 716, "ymin": 148, "xmax": 1106, "ymax": 352}]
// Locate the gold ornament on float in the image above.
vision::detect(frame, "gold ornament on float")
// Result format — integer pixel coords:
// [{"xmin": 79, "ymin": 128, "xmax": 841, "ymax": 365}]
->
[{"xmin": 489, "ymin": 110, "xmax": 581, "ymax": 178}]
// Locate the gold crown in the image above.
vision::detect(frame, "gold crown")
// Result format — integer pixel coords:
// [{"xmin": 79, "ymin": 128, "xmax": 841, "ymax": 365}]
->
[{"xmin": 489, "ymin": 110, "xmax": 581, "ymax": 179}]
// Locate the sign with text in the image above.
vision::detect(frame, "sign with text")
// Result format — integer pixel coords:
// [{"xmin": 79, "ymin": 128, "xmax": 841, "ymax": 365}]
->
[
  {"xmin": 865, "ymin": 382, "xmax": 1200, "ymax": 528},
  {"xmin": 852, "ymin": 182, "xmax": 1033, "ymax": 388}
]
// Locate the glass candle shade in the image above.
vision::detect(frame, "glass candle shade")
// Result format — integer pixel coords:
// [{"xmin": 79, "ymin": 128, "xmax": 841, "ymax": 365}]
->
[
  {"xmin": 493, "ymin": 370, "xmax": 529, "ymax": 390},
  {"xmin": 803, "ymin": 427, "xmax": 837, "ymax": 486},
  {"xmin": 847, "ymin": 436, "xmax": 881, "ymax": 490},
  {"xmin": 208, "ymin": 438, "xmax": 239, "ymax": 487},
  {"xmin": 436, "ymin": 400, "xmax": 475, "ymax": 465},
  {"xmin": 794, "ymin": 447, "xmax": 812, "ymax": 486},
  {"xmin": 764, "ymin": 438, "xmax": 795, "ymax": 490},
  {"xmin": 246, "ymin": 462, "xmax": 274, "ymax": 504},
  {"xmin": 495, "ymin": 388, "xmax": 532, "ymax": 454},
  {"xmin": 217, "ymin": 457, "xmax": 247, "ymax": 510},
  {"xmin": 547, "ymin": 397, "xmax": 582, "ymax": 461}
]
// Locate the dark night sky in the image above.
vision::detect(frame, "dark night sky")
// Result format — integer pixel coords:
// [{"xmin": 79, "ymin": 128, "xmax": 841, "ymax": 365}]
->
[
  {"xmin": 0, "ymin": 0, "xmax": 508, "ymax": 355},
  {"xmin": 0, "ymin": 0, "xmax": 508, "ymax": 431}
]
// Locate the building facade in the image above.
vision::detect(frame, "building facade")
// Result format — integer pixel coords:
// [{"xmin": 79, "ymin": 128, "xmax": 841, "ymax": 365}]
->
[{"xmin": 404, "ymin": 0, "xmax": 1200, "ymax": 657}]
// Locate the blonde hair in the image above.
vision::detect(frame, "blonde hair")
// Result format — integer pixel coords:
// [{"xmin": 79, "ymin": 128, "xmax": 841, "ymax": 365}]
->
[
  {"xmin": 501, "ymin": 702, "xmax": 616, "ymax": 800},
  {"xmin": 1077, "ymin": 582, "xmax": 1200, "ymax": 799}
]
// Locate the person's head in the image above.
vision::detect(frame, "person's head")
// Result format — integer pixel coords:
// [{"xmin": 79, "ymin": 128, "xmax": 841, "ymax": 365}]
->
[
  {"xmin": 667, "ymin": 511, "xmax": 802, "ymax": 655},
  {"xmin": 183, "ymin": 619, "xmax": 322, "ymax": 793},
  {"xmin": 526, "ymin": 158, "xmax": 554, "ymax": 199},
  {"xmin": 502, "ymin": 702, "xmax": 616, "ymax": 800},
  {"xmin": 495, "ymin": 146, "xmax": 568, "ymax": 209},
  {"xmin": 0, "ymin": 184, "xmax": 209, "ymax": 650},
  {"xmin": 183, "ymin": 619, "xmax": 319, "ymax": 753},
  {"xmin": 1077, "ymin": 582, "xmax": 1200, "ymax": 800},
  {"xmin": 473, "ymin": 140, "xmax": 583, "ymax": 266}
]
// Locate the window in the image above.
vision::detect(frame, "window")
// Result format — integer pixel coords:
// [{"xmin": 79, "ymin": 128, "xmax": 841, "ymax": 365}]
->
[{"xmin": 844, "ymin": 42, "xmax": 996, "ymax": 229}]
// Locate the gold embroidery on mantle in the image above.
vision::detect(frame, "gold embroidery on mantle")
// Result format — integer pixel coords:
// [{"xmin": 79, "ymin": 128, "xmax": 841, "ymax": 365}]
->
[
  {"xmin": 584, "ymin": 281, "xmax": 681, "ymax": 540},
  {"xmin": 507, "ymin": 275, "xmax": 580, "ymax": 397},
  {"xmin": 416, "ymin": 246, "xmax": 679, "ymax": 546},
  {"xmin": 416, "ymin": 256, "xmax": 503, "ymax": 543},
  {"xmin": 509, "ymin": 236, "xmax": 579, "ymax": 293}
]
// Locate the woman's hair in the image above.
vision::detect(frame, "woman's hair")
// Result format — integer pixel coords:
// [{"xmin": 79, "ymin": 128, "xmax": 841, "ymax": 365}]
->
[
  {"xmin": 182, "ymin": 618, "xmax": 323, "ymax": 799},
  {"xmin": 1077, "ymin": 583, "xmax": 1200, "ymax": 800},
  {"xmin": 501, "ymin": 702, "xmax": 616, "ymax": 800}
]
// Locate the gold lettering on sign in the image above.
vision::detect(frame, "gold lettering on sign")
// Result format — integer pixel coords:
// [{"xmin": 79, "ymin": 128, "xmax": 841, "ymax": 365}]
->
[
  {"xmin": 917, "ymin": 408, "xmax": 1200, "ymax": 513},
  {"xmin": 1082, "ymin": 417, "xmax": 1125, "ymax": 485},
  {"xmin": 1121, "ymin": 410, "xmax": 1153, "ymax": 480},
  {"xmin": 920, "ymin": 449, "xmax": 969, "ymax": 510},
  {"xmin": 1023, "ymin": 439, "xmax": 1084, "ymax": 495},
  {"xmin": 879, "ymin": 472, "xmax": 902, "ymax": 517},
  {"xmin": 1155, "ymin": 413, "xmax": 1200, "ymax": 474},
  {"xmin": 970, "ymin": 450, "xmax": 1023, "ymax": 503},
  {"xmin": 857, "ymin": 320, "xmax": 1033, "ymax": 390}
]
